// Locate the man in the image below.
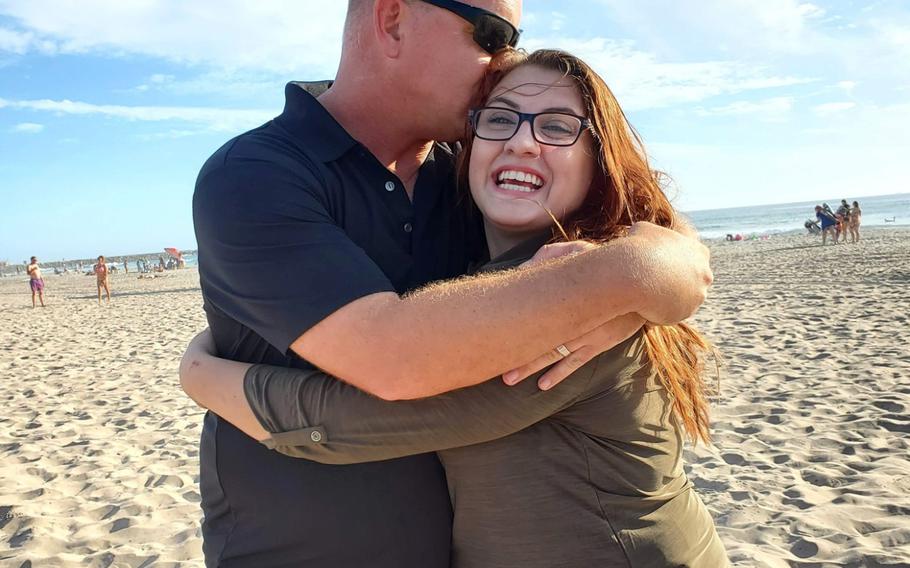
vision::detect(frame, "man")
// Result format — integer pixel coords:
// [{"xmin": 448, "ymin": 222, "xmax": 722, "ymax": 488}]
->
[
  {"xmin": 815, "ymin": 205, "xmax": 837, "ymax": 245},
  {"xmin": 26, "ymin": 256, "xmax": 45, "ymax": 308},
  {"xmin": 191, "ymin": 1, "xmax": 712, "ymax": 566}
]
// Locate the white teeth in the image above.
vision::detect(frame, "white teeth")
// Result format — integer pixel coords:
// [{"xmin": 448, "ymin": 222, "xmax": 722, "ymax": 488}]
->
[
  {"xmin": 496, "ymin": 170, "xmax": 543, "ymax": 188},
  {"xmin": 499, "ymin": 183, "xmax": 536, "ymax": 193}
]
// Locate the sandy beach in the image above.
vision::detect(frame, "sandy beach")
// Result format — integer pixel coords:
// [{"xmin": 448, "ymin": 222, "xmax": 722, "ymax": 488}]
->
[{"xmin": 2, "ymin": 227, "xmax": 909, "ymax": 567}]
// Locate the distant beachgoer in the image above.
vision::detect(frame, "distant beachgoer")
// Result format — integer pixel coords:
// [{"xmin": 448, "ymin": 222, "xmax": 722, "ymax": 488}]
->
[
  {"xmin": 849, "ymin": 201, "xmax": 862, "ymax": 243},
  {"xmin": 158, "ymin": 256, "xmax": 166, "ymax": 271},
  {"xmin": 26, "ymin": 256, "xmax": 46, "ymax": 308},
  {"xmin": 836, "ymin": 200, "xmax": 851, "ymax": 243},
  {"xmin": 123, "ymin": 260, "xmax": 129, "ymax": 274},
  {"xmin": 815, "ymin": 205, "xmax": 837, "ymax": 245},
  {"xmin": 94, "ymin": 255, "xmax": 111, "ymax": 304}
]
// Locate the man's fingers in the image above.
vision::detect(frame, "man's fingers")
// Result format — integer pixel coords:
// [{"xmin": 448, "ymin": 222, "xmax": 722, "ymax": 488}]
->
[{"xmin": 537, "ymin": 346, "xmax": 597, "ymax": 390}]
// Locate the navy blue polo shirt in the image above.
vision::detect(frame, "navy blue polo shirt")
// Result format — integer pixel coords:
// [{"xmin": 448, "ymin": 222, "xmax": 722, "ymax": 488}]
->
[{"xmin": 193, "ymin": 81, "xmax": 482, "ymax": 567}]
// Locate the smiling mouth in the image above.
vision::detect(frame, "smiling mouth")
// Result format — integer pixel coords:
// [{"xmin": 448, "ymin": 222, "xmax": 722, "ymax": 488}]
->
[{"xmin": 496, "ymin": 170, "xmax": 545, "ymax": 193}]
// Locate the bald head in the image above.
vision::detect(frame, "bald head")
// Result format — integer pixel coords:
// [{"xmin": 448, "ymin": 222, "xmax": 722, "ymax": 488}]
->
[{"xmin": 328, "ymin": 0, "xmax": 523, "ymax": 144}]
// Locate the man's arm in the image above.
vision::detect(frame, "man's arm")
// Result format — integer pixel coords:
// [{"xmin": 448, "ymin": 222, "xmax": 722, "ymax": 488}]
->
[{"xmin": 293, "ymin": 222, "xmax": 710, "ymax": 400}]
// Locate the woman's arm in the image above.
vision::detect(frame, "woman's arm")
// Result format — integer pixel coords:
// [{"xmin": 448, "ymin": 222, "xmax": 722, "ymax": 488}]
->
[
  {"xmin": 179, "ymin": 330, "xmax": 270, "ymax": 440},
  {"xmin": 180, "ymin": 319, "xmax": 641, "ymax": 465}
]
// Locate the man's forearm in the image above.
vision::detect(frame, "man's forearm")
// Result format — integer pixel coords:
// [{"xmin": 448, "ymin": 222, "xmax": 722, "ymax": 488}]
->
[{"xmin": 293, "ymin": 238, "xmax": 645, "ymax": 400}]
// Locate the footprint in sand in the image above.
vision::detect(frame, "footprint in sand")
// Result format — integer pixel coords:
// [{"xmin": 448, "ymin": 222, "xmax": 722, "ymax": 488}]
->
[
  {"xmin": 873, "ymin": 400, "xmax": 904, "ymax": 413},
  {"xmin": 722, "ymin": 453, "xmax": 747, "ymax": 466},
  {"xmin": 790, "ymin": 537, "xmax": 819, "ymax": 559}
]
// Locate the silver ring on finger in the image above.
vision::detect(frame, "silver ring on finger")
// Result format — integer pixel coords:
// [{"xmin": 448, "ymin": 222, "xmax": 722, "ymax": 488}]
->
[{"xmin": 555, "ymin": 344, "xmax": 571, "ymax": 358}]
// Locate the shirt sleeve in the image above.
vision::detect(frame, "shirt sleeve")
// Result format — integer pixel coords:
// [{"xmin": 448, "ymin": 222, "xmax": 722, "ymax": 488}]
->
[
  {"xmin": 242, "ymin": 351, "xmax": 618, "ymax": 464},
  {"xmin": 193, "ymin": 157, "xmax": 395, "ymax": 354}
]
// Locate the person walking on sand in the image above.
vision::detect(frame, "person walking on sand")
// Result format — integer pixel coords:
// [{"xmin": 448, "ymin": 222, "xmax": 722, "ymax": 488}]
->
[
  {"xmin": 94, "ymin": 255, "xmax": 111, "ymax": 304},
  {"xmin": 26, "ymin": 256, "xmax": 46, "ymax": 308}
]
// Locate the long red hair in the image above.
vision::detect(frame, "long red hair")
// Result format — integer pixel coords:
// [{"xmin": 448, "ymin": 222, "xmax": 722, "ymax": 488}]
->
[{"xmin": 459, "ymin": 49, "xmax": 716, "ymax": 443}]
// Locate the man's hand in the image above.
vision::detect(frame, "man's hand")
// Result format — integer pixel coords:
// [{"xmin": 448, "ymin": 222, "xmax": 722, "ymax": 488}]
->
[
  {"xmin": 521, "ymin": 240, "xmax": 598, "ymax": 267},
  {"xmin": 626, "ymin": 221, "xmax": 712, "ymax": 325},
  {"xmin": 503, "ymin": 313, "xmax": 645, "ymax": 389}
]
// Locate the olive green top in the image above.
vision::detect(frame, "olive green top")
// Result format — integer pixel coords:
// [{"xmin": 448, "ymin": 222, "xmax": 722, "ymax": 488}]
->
[{"xmin": 244, "ymin": 235, "xmax": 728, "ymax": 567}]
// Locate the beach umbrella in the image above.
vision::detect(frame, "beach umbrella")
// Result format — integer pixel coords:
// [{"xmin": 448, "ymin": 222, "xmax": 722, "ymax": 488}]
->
[{"xmin": 164, "ymin": 247, "xmax": 182, "ymax": 259}]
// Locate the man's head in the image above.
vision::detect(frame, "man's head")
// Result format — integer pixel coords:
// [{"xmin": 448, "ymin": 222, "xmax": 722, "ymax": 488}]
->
[
  {"xmin": 341, "ymin": 0, "xmax": 521, "ymax": 141},
  {"xmin": 30, "ymin": 256, "xmax": 37, "ymax": 264}
]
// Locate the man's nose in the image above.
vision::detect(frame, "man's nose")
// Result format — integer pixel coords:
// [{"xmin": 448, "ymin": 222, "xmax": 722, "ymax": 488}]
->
[{"xmin": 505, "ymin": 121, "xmax": 540, "ymax": 156}]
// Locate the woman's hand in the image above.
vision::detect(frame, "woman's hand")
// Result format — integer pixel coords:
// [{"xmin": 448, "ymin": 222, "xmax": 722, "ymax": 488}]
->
[
  {"xmin": 503, "ymin": 313, "xmax": 645, "ymax": 389},
  {"xmin": 179, "ymin": 328, "xmax": 218, "ymax": 409},
  {"xmin": 178, "ymin": 328, "xmax": 270, "ymax": 441}
]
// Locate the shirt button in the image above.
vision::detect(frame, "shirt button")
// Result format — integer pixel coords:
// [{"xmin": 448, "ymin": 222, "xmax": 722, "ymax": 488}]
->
[
  {"xmin": 403, "ymin": 223, "xmax": 413, "ymax": 233},
  {"xmin": 385, "ymin": 181, "xmax": 395, "ymax": 192},
  {"xmin": 310, "ymin": 430, "xmax": 323, "ymax": 443}
]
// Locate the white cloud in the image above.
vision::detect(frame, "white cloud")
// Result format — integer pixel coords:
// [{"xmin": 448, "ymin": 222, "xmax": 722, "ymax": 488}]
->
[
  {"xmin": 0, "ymin": 26, "xmax": 57, "ymax": 55},
  {"xmin": 0, "ymin": 97, "xmax": 272, "ymax": 132},
  {"xmin": 837, "ymin": 80, "xmax": 857, "ymax": 92},
  {"xmin": 0, "ymin": 0, "xmax": 347, "ymax": 75},
  {"xmin": 596, "ymin": 0, "xmax": 833, "ymax": 55},
  {"xmin": 812, "ymin": 101, "xmax": 856, "ymax": 116},
  {"xmin": 521, "ymin": 37, "xmax": 812, "ymax": 111},
  {"xmin": 697, "ymin": 97, "xmax": 794, "ymax": 119},
  {"xmin": 11, "ymin": 122, "xmax": 44, "ymax": 133},
  {"xmin": 549, "ymin": 12, "xmax": 567, "ymax": 32}
]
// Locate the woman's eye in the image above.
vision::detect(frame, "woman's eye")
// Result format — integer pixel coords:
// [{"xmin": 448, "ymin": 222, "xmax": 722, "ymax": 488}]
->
[
  {"xmin": 541, "ymin": 121, "xmax": 573, "ymax": 135},
  {"xmin": 487, "ymin": 114, "xmax": 517, "ymax": 125}
]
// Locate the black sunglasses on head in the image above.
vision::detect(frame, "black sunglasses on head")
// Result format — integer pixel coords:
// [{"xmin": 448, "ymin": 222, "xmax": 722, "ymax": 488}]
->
[{"xmin": 419, "ymin": 0, "xmax": 521, "ymax": 55}]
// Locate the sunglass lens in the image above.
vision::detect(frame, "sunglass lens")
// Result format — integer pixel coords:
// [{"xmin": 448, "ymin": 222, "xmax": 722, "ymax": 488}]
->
[{"xmin": 473, "ymin": 14, "xmax": 516, "ymax": 54}]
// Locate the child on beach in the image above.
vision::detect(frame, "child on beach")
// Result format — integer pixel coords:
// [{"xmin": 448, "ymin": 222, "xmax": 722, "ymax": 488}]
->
[
  {"xmin": 26, "ymin": 256, "xmax": 46, "ymax": 308},
  {"xmin": 93, "ymin": 255, "xmax": 111, "ymax": 304}
]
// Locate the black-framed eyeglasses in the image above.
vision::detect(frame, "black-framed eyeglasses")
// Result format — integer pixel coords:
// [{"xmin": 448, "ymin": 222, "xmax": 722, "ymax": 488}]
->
[
  {"xmin": 469, "ymin": 107, "xmax": 592, "ymax": 147},
  {"xmin": 419, "ymin": 0, "xmax": 521, "ymax": 55}
]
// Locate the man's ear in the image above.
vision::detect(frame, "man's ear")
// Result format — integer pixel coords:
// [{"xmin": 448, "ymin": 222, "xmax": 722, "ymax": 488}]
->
[{"xmin": 372, "ymin": 0, "xmax": 408, "ymax": 58}]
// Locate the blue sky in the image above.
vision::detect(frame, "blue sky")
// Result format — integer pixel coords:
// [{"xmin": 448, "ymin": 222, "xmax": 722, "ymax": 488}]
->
[{"xmin": 1, "ymin": 0, "xmax": 909, "ymax": 261}]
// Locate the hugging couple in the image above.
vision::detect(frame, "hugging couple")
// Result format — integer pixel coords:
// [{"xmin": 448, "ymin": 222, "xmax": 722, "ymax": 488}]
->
[{"xmin": 181, "ymin": 0, "xmax": 728, "ymax": 566}]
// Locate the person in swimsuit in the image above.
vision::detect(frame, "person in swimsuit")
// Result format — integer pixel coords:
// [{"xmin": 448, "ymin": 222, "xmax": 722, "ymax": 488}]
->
[
  {"xmin": 93, "ymin": 255, "xmax": 111, "ymax": 304},
  {"xmin": 26, "ymin": 256, "xmax": 46, "ymax": 308},
  {"xmin": 181, "ymin": 49, "xmax": 728, "ymax": 567},
  {"xmin": 849, "ymin": 200, "xmax": 862, "ymax": 243}
]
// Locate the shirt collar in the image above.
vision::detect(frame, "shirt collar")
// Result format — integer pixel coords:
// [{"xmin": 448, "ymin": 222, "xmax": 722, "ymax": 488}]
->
[{"xmin": 275, "ymin": 81, "xmax": 358, "ymax": 163}]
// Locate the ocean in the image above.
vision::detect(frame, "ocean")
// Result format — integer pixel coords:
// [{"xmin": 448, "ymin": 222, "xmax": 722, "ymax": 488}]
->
[{"xmin": 684, "ymin": 192, "xmax": 910, "ymax": 239}]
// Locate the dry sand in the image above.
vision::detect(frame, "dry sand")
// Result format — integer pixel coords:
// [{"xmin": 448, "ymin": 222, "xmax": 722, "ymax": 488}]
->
[{"xmin": 1, "ymin": 227, "xmax": 909, "ymax": 567}]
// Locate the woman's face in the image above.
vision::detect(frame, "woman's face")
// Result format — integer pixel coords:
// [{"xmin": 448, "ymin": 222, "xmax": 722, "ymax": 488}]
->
[{"xmin": 468, "ymin": 65, "xmax": 597, "ymax": 236}]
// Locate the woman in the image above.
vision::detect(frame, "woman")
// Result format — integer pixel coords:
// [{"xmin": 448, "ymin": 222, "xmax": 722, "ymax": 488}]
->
[
  {"xmin": 849, "ymin": 200, "xmax": 862, "ymax": 243},
  {"xmin": 181, "ymin": 49, "xmax": 727, "ymax": 567},
  {"xmin": 93, "ymin": 255, "xmax": 111, "ymax": 304}
]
